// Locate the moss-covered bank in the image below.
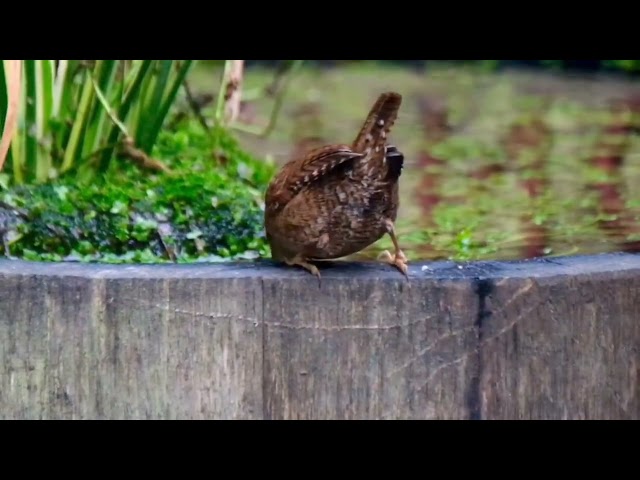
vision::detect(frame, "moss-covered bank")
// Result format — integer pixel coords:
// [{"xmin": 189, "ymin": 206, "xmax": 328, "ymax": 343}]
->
[{"xmin": 0, "ymin": 120, "xmax": 275, "ymax": 263}]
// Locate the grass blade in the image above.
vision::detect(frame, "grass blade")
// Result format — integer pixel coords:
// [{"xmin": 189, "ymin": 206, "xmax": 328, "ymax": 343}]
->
[
  {"xmin": 90, "ymin": 76, "xmax": 129, "ymax": 136},
  {"xmin": 0, "ymin": 60, "xmax": 22, "ymax": 173},
  {"xmin": 143, "ymin": 60, "xmax": 194, "ymax": 151},
  {"xmin": 137, "ymin": 60, "xmax": 173, "ymax": 152},
  {"xmin": 50, "ymin": 61, "xmax": 85, "ymax": 165},
  {"xmin": 0, "ymin": 63, "xmax": 7, "ymax": 134},
  {"xmin": 214, "ymin": 60, "xmax": 232, "ymax": 124},
  {"xmin": 83, "ymin": 60, "xmax": 118, "ymax": 157},
  {"xmin": 22, "ymin": 60, "xmax": 40, "ymax": 182},
  {"xmin": 52, "ymin": 60, "xmax": 68, "ymax": 117},
  {"xmin": 37, "ymin": 60, "xmax": 55, "ymax": 134},
  {"xmin": 34, "ymin": 60, "xmax": 55, "ymax": 181},
  {"xmin": 61, "ymin": 66, "xmax": 96, "ymax": 172},
  {"xmin": 10, "ymin": 76, "xmax": 25, "ymax": 184},
  {"xmin": 98, "ymin": 60, "xmax": 153, "ymax": 171},
  {"xmin": 112, "ymin": 60, "xmax": 126, "ymax": 111},
  {"xmin": 130, "ymin": 61, "xmax": 157, "ymax": 144}
]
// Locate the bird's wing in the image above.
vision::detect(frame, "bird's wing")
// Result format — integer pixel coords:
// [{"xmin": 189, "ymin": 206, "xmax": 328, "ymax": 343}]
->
[{"xmin": 265, "ymin": 144, "xmax": 362, "ymax": 214}]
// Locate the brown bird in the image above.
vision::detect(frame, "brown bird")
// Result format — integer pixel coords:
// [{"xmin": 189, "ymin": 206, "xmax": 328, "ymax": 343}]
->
[{"xmin": 264, "ymin": 91, "xmax": 408, "ymax": 280}]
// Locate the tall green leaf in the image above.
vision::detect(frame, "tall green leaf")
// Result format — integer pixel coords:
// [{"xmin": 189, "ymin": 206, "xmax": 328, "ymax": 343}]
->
[
  {"xmin": 83, "ymin": 60, "xmax": 118, "ymax": 157},
  {"xmin": 34, "ymin": 60, "xmax": 55, "ymax": 181},
  {"xmin": 61, "ymin": 67, "xmax": 95, "ymax": 172},
  {"xmin": 0, "ymin": 63, "xmax": 7, "ymax": 134},
  {"xmin": 143, "ymin": 60, "xmax": 194, "ymax": 152},
  {"xmin": 98, "ymin": 60, "xmax": 153, "ymax": 171},
  {"xmin": 23, "ymin": 60, "xmax": 39, "ymax": 182},
  {"xmin": 137, "ymin": 60, "xmax": 173, "ymax": 152}
]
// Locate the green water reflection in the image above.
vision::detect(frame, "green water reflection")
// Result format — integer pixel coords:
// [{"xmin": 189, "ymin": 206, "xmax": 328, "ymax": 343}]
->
[{"xmin": 205, "ymin": 64, "xmax": 640, "ymax": 262}]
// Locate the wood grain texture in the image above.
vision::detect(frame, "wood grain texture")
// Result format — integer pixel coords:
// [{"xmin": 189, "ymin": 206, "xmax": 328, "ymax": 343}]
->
[
  {"xmin": 0, "ymin": 253, "xmax": 639, "ymax": 419},
  {"xmin": 0, "ymin": 265, "xmax": 263, "ymax": 419},
  {"xmin": 478, "ymin": 272, "xmax": 640, "ymax": 419},
  {"xmin": 262, "ymin": 275, "xmax": 478, "ymax": 419}
]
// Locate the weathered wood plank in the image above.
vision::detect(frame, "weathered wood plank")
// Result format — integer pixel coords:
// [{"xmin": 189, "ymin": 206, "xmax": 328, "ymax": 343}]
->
[
  {"xmin": 96, "ymin": 276, "xmax": 263, "ymax": 419},
  {"xmin": 0, "ymin": 268, "xmax": 263, "ymax": 419},
  {"xmin": 1, "ymin": 253, "xmax": 639, "ymax": 419},
  {"xmin": 478, "ymin": 271, "xmax": 640, "ymax": 420},
  {"xmin": 262, "ymin": 271, "xmax": 480, "ymax": 420},
  {"xmin": 0, "ymin": 274, "xmax": 49, "ymax": 419}
]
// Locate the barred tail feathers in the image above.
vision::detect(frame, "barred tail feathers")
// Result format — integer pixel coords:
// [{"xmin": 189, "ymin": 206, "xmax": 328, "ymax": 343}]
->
[{"xmin": 352, "ymin": 91, "xmax": 402, "ymax": 153}]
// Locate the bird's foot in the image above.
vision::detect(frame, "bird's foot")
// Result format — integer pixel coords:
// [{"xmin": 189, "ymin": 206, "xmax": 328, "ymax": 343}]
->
[
  {"xmin": 381, "ymin": 218, "xmax": 409, "ymax": 280},
  {"xmin": 285, "ymin": 255, "xmax": 322, "ymax": 285},
  {"xmin": 379, "ymin": 249, "xmax": 409, "ymax": 279}
]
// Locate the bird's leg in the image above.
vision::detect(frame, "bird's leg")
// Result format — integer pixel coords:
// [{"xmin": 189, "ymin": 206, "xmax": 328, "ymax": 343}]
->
[
  {"xmin": 379, "ymin": 219, "xmax": 408, "ymax": 279},
  {"xmin": 285, "ymin": 254, "xmax": 321, "ymax": 284}
]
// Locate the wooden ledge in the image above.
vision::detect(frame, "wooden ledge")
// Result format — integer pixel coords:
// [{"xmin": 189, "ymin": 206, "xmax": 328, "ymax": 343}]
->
[
  {"xmin": 1, "ymin": 253, "xmax": 639, "ymax": 419},
  {"xmin": 2, "ymin": 251, "xmax": 640, "ymax": 280}
]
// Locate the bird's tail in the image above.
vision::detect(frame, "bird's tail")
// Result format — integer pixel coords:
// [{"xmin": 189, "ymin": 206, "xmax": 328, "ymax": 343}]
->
[{"xmin": 351, "ymin": 91, "xmax": 402, "ymax": 154}]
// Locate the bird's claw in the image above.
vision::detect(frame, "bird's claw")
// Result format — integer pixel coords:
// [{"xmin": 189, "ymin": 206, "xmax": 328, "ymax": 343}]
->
[
  {"xmin": 379, "ymin": 249, "xmax": 409, "ymax": 280},
  {"xmin": 285, "ymin": 255, "xmax": 322, "ymax": 287}
]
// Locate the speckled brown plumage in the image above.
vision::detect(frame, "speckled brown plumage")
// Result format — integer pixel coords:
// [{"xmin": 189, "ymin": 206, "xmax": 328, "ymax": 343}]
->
[{"xmin": 264, "ymin": 91, "xmax": 408, "ymax": 279}]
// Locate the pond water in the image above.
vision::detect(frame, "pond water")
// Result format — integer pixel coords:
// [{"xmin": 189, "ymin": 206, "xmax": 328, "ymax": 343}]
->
[{"xmin": 194, "ymin": 63, "xmax": 640, "ymax": 262}]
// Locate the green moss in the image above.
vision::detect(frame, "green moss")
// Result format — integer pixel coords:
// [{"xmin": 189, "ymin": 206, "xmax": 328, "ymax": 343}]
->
[{"xmin": 0, "ymin": 120, "xmax": 276, "ymax": 263}]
